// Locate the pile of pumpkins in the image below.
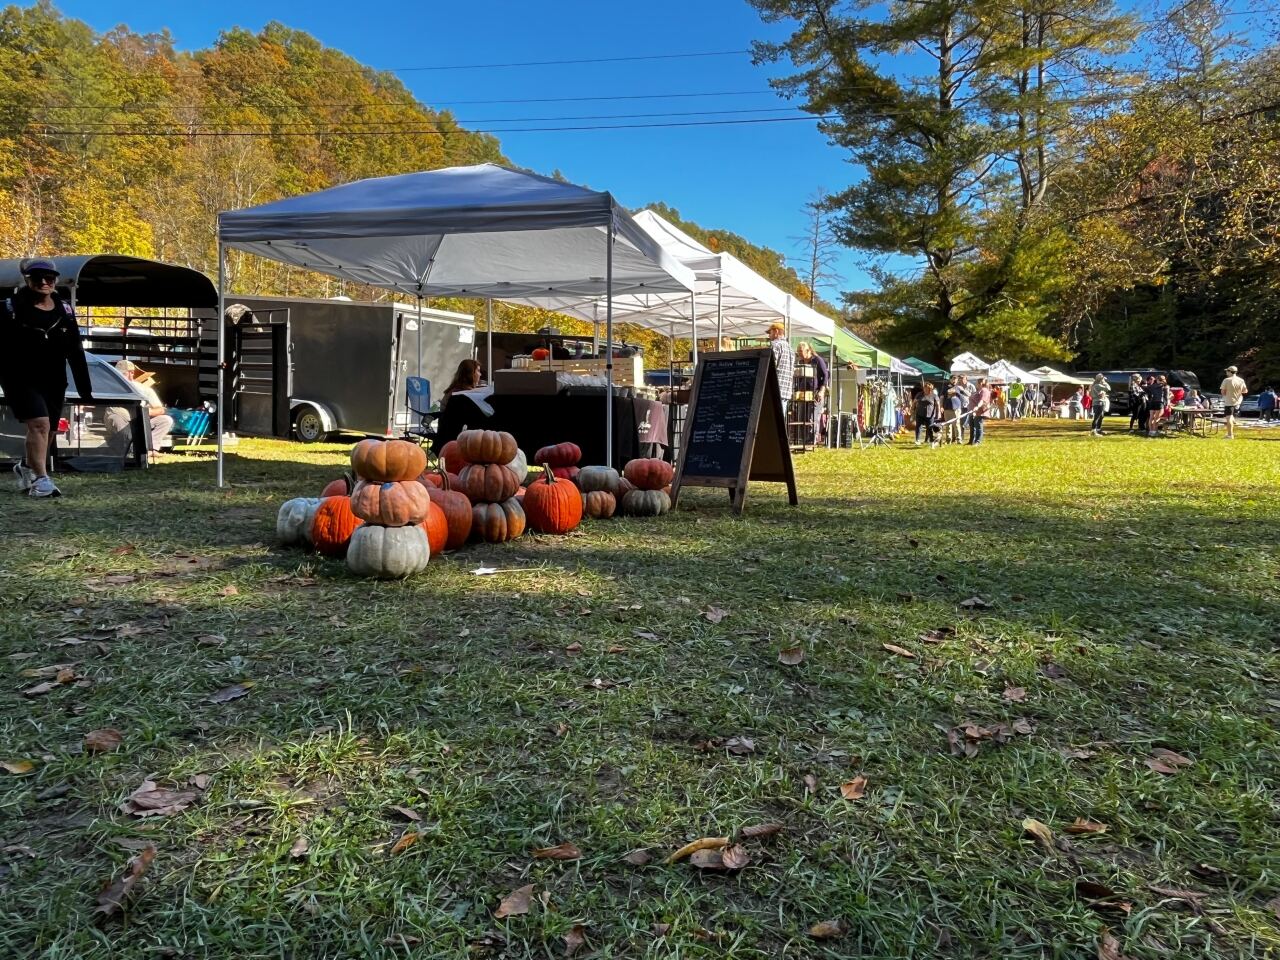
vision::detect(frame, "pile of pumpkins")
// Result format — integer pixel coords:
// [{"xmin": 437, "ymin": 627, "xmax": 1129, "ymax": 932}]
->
[{"xmin": 276, "ymin": 432, "xmax": 676, "ymax": 579}]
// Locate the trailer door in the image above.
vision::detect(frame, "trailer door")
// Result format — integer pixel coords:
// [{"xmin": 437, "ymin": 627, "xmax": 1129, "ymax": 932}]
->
[{"xmin": 231, "ymin": 312, "xmax": 291, "ymax": 437}]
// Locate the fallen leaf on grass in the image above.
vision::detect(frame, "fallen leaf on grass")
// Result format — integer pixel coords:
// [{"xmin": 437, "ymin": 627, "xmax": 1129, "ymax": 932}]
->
[
  {"xmin": 1002, "ymin": 686, "xmax": 1027, "ymax": 702},
  {"xmin": 4, "ymin": 844, "xmax": 37, "ymax": 857},
  {"xmin": 389, "ymin": 832, "xmax": 419, "ymax": 856},
  {"xmin": 808, "ymin": 920, "xmax": 845, "ymax": 940},
  {"xmin": 20, "ymin": 662, "xmax": 76, "ymax": 678},
  {"xmin": 1076, "ymin": 880, "xmax": 1133, "ymax": 916},
  {"xmin": 563, "ymin": 924, "xmax": 587, "ymax": 957},
  {"xmin": 701, "ymin": 606, "xmax": 728, "ymax": 624},
  {"xmin": 1065, "ymin": 818, "xmax": 1109, "ymax": 835},
  {"xmin": 208, "ymin": 683, "xmax": 252, "ymax": 704},
  {"xmin": 84, "ymin": 728, "xmax": 123, "ymax": 753},
  {"xmin": 1188, "ymin": 863, "xmax": 1229, "ymax": 885},
  {"xmin": 1150, "ymin": 748, "xmax": 1192, "ymax": 767},
  {"xmin": 1040, "ymin": 662, "xmax": 1068, "ymax": 680},
  {"xmin": 720, "ymin": 844, "xmax": 750, "ymax": 870},
  {"xmin": 778, "ymin": 646, "xmax": 805, "ymax": 665},
  {"xmin": 724, "ymin": 736, "xmax": 755, "ymax": 755},
  {"xmin": 95, "ymin": 844, "xmax": 156, "ymax": 918},
  {"xmin": 606, "ymin": 645, "xmax": 627, "ymax": 654},
  {"xmin": 110, "ymin": 544, "xmax": 137, "ymax": 556},
  {"xmin": 1022, "ymin": 818, "xmax": 1055, "ymax": 854},
  {"xmin": 919, "ymin": 626, "xmax": 956, "ymax": 644},
  {"xmin": 494, "ymin": 884, "xmax": 534, "ymax": 919},
  {"xmin": 802, "ymin": 774, "xmax": 818, "ymax": 794},
  {"xmin": 1058, "ymin": 746, "xmax": 1098, "ymax": 760},
  {"xmin": 688, "ymin": 844, "xmax": 750, "ymax": 871},
  {"xmin": 652, "ymin": 923, "xmax": 671, "ymax": 937},
  {"xmin": 1, "ymin": 760, "xmax": 35, "ymax": 775},
  {"xmin": 622, "ymin": 849, "xmax": 651, "ymax": 866},
  {"xmin": 960, "ymin": 596, "xmax": 992, "ymax": 610},
  {"xmin": 840, "ymin": 776, "xmax": 868, "ymax": 801},
  {"xmin": 665, "ymin": 836, "xmax": 729, "ymax": 864},
  {"xmin": 219, "ymin": 584, "xmax": 240, "ymax": 597},
  {"xmin": 188, "ymin": 774, "xmax": 212, "ymax": 790},
  {"xmin": 388, "ymin": 805, "xmax": 422, "ymax": 822},
  {"xmin": 1147, "ymin": 884, "xmax": 1207, "ymax": 903},
  {"xmin": 564, "ymin": 642, "xmax": 583, "ymax": 654},
  {"xmin": 882, "ymin": 643, "xmax": 915, "ymax": 659},
  {"xmin": 739, "ymin": 823, "xmax": 783, "ymax": 840},
  {"xmin": 120, "ymin": 780, "xmax": 197, "ymax": 818},
  {"xmin": 585, "ymin": 677, "xmax": 618, "ymax": 690},
  {"xmin": 1097, "ymin": 930, "xmax": 1131, "ymax": 960},
  {"xmin": 1266, "ymin": 896, "xmax": 1280, "ymax": 920},
  {"xmin": 633, "ymin": 630, "xmax": 660, "ymax": 642},
  {"xmin": 532, "ymin": 842, "xmax": 581, "ymax": 861},
  {"xmin": 289, "ymin": 837, "xmax": 309, "ymax": 859},
  {"xmin": 196, "ymin": 634, "xmax": 226, "ymax": 647}
]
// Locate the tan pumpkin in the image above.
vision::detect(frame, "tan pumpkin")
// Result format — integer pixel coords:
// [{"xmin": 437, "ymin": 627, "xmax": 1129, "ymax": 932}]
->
[
  {"xmin": 350, "ymin": 438, "xmax": 427, "ymax": 482},
  {"xmin": 456, "ymin": 429, "xmax": 517, "ymax": 465},
  {"xmin": 471, "ymin": 498, "xmax": 526, "ymax": 543},
  {"xmin": 419, "ymin": 499, "xmax": 450, "ymax": 554},
  {"xmin": 458, "ymin": 462, "xmax": 520, "ymax": 503},
  {"xmin": 622, "ymin": 457, "xmax": 673, "ymax": 491},
  {"xmin": 426, "ymin": 471, "xmax": 472, "ymax": 550},
  {"xmin": 581, "ymin": 489, "xmax": 616, "ymax": 519},
  {"xmin": 350, "ymin": 479, "xmax": 430, "ymax": 527}
]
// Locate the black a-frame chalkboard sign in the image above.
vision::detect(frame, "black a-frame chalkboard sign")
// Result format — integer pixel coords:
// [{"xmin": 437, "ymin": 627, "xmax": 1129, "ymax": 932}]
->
[{"xmin": 670, "ymin": 349, "xmax": 798, "ymax": 515}]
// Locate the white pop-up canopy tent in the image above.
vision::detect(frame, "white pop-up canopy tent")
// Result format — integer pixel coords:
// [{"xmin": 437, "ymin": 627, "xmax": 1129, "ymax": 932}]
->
[
  {"xmin": 1028, "ymin": 365, "xmax": 1090, "ymax": 385},
  {"xmin": 988, "ymin": 359, "xmax": 1039, "ymax": 384},
  {"xmin": 950, "ymin": 351, "xmax": 990, "ymax": 376},
  {"xmin": 506, "ymin": 209, "xmax": 836, "ymax": 355},
  {"xmin": 215, "ymin": 163, "xmax": 696, "ymax": 482}
]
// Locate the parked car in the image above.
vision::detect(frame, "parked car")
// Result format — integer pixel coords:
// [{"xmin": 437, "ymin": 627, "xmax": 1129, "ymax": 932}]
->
[
  {"xmin": 1080, "ymin": 369, "xmax": 1204, "ymax": 416},
  {"xmin": 1239, "ymin": 394, "xmax": 1260, "ymax": 417}
]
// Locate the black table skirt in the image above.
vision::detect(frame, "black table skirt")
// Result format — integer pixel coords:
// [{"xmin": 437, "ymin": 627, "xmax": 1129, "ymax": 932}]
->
[{"xmin": 435, "ymin": 394, "xmax": 666, "ymax": 466}]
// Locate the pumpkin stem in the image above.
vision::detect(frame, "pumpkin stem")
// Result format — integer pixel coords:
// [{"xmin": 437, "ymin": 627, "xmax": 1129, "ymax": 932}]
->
[
  {"xmin": 540, "ymin": 462, "xmax": 554, "ymax": 484},
  {"xmin": 438, "ymin": 467, "xmax": 452, "ymax": 491}
]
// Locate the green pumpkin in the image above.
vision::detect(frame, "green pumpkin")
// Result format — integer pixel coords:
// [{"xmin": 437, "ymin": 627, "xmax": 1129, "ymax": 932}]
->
[{"xmin": 621, "ymin": 488, "xmax": 671, "ymax": 517}]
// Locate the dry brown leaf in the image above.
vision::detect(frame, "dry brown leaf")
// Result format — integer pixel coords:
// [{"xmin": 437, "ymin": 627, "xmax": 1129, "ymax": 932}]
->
[
  {"xmin": 389, "ymin": 832, "xmax": 419, "ymax": 856},
  {"xmin": 1147, "ymin": 884, "xmax": 1207, "ymax": 903},
  {"xmin": 120, "ymin": 779, "xmax": 197, "ymax": 818},
  {"xmin": 289, "ymin": 837, "xmax": 309, "ymax": 859},
  {"xmin": 651, "ymin": 923, "xmax": 671, "ymax": 937},
  {"xmin": 724, "ymin": 736, "xmax": 755, "ymax": 755},
  {"xmin": 882, "ymin": 643, "xmax": 915, "ymax": 659},
  {"xmin": 1058, "ymin": 746, "xmax": 1097, "ymax": 760},
  {"xmin": 1150, "ymin": 748, "xmax": 1192, "ymax": 767},
  {"xmin": 562, "ymin": 924, "xmax": 587, "ymax": 957},
  {"xmin": 1022, "ymin": 818, "xmax": 1055, "ymax": 854},
  {"xmin": 532, "ymin": 842, "xmax": 581, "ymax": 861},
  {"xmin": 665, "ymin": 836, "xmax": 729, "ymax": 864},
  {"xmin": 919, "ymin": 626, "xmax": 956, "ymax": 644},
  {"xmin": 622, "ymin": 849, "xmax": 651, "ymax": 866},
  {"xmin": 840, "ymin": 776, "xmax": 868, "ymax": 801},
  {"xmin": 1002, "ymin": 686, "xmax": 1027, "ymax": 702},
  {"xmin": 388, "ymin": 805, "xmax": 422, "ymax": 822},
  {"xmin": 84, "ymin": 728, "xmax": 124, "ymax": 754},
  {"xmin": 20, "ymin": 662, "xmax": 76, "ymax": 679},
  {"xmin": 494, "ymin": 883, "xmax": 534, "ymax": 919},
  {"xmin": 719, "ymin": 844, "xmax": 750, "ymax": 870},
  {"xmin": 1144, "ymin": 757, "xmax": 1180, "ymax": 775},
  {"xmin": 808, "ymin": 920, "xmax": 845, "ymax": 940},
  {"xmin": 802, "ymin": 774, "xmax": 818, "ymax": 794},
  {"xmin": 606, "ymin": 645, "xmax": 628, "ymax": 654},
  {"xmin": 1, "ymin": 760, "xmax": 35, "ymax": 775},
  {"xmin": 95, "ymin": 844, "xmax": 156, "ymax": 918},
  {"xmin": 189, "ymin": 774, "xmax": 212, "ymax": 791},
  {"xmin": 196, "ymin": 634, "xmax": 226, "ymax": 647},
  {"xmin": 1097, "ymin": 930, "xmax": 1131, "ymax": 960},
  {"xmin": 1065, "ymin": 818, "xmax": 1109, "ymax": 835},
  {"xmin": 564, "ymin": 642, "xmax": 583, "ymax": 653},
  {"xmin": 23, "ymin": 681, "xmax": 58, "ymax": 697},
  {"xmin": 701, "ymin": 606, "xmax": 728, "ymax": 624},
  {"xmin": 110, "ymin": 544, "xmax": 137, "ymax": 556},
  {"xmin": 688, "ymin": 848, "xmax": 726, "ymax": 869},
  {"xmin": 778, "ymin": 645, "xmax": 805, "ymax": 665},
  {"xmin": 208, "ymin": 683, "xmax": 252, "ymax": 704},
  {"xmin": 1266, "ymin": 896, "xmax": 1280, "ymax": 920},
  {"xmin": 960, "ymin": 596, "xmax": 992, "ymax": 610},
  {"xmin": 739, "ymin": 822, "xmax": 784, "ymax": 840},
  {"xmin": 219, "ymin": 584, "xmax": 240, "ymax": 597}
]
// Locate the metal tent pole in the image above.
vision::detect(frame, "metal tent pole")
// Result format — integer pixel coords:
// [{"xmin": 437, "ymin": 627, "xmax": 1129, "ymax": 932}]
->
[
  {"xmin": 690, "ymin": 291, "xmax": 698, "ymax": 367},
  {"xmin": 486, "ymin": 299, "xmax": 493, "ymax": 381},
  {"xmin": 827, "ymin": 336, "xmax": 836, "ymax": 448},
  {"xmin": 605, "ymin": 220, "xmax": 615, "ymax": 468},
  {"xmin": 216, "ymin": 240, "xmax": 226, "ymax": 487},
  {"xmin": 592, "ymin": 301, "xmax": 600, "ymax": 355},
  {"xmin": 715, "ymin": 280, "xmax": 722, "ymax": 344}
]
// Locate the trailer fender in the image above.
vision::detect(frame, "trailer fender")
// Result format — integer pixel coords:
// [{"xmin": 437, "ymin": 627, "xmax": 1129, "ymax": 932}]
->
[{"xmin": 290, "ymin": 399, "xmax": 337, "ymax": 442}]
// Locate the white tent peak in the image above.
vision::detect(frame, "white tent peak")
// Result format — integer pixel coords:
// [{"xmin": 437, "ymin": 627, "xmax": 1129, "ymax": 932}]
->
[{"xmin": 950, "ymin": 351, "xmax": 989, "ymax": 374}]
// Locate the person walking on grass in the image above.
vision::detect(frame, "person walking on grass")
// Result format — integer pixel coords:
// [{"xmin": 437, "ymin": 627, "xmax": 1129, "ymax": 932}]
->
[
  {"xmin": 1128, "ymin": 374, "xmax": 1144, "ymax": 432},
  {"xmin": 914, "ymin": 381, "xmax": 941, "ymax": 447},
  {"xmin": 1, "ymin": 259, "xmax": 94, "ymax": 498},
  {"xmin": 1145, "ymin": 374, "xmax": 1169, "ymax": 437},
  {"xmin": 1260, "ymin": 386, "xmax": 1277, "ymax": 423},
  {"xmin": 1089, "ymin": 374, "xmax": 1111, "ymax": 436},
  {"xmin": 1220, "ymin": 364, "xmax": 1248, "ymax": 439},
  {"xmin": 968, "ymin": 378, "xmax": 991, "ymax": 445}
]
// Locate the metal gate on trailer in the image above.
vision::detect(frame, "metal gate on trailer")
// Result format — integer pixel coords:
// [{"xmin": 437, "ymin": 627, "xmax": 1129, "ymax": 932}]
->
[{"xmin": 198, "ymin": 309, "xmax": 291, "ymax": 437}]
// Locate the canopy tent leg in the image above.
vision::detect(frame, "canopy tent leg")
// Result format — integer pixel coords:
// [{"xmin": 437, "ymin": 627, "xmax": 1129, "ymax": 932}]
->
[
  {"xmin": 485, "ymin": 299, "xmax": 494, "ymax": 382},
  {"xmin": 827, "ymin": 337, "xmax": 836, "ymax": 448},
  {"xmin": 414, "ymin": 295, "xmax": 423, "ymax": 429},
  {"xmin": 592, "ymin": 302, "xmax": 599, "ymax": 355},
  {"xmin": 605, "ymin": 220, "xmax": 615, "ymax": 469},
  {"xmin": 216, "ymin": 240, "xmax": 226, "ymax": 488},
  {"xmin": 690, "ymin": 292, "xmax": 698, "ymax": 368},
  {"xmin": 715, "ymin": 280, "xmax": 722, "ymax": 345}
]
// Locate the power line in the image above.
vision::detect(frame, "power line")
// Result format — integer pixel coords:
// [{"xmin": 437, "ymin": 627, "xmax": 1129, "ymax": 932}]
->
[{"xmin": 379, "ymin": 49, "xmax": 752, "ymax": 71}]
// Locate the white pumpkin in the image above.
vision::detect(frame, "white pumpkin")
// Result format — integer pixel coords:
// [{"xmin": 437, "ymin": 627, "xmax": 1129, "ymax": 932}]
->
[
  {"xmin": 346, "ymin": 523, "xmax": 430, "ymax": 579},
  {"xmin": 277, "ymin": 497, "xmax": 322, "ymax": 547},
  {"xmin": 506, "ymin": 448, "xmax": 528, "ymax": 485}
]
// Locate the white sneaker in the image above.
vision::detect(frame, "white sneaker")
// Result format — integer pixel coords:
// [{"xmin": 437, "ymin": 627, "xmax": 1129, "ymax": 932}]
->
[
  {"xmin": 13, "ymin": 461, "xmax": 36, "ymax": 492},
  {"xmin": 28, "ymin": 476, "xmax": 61, "ymax": 498}
]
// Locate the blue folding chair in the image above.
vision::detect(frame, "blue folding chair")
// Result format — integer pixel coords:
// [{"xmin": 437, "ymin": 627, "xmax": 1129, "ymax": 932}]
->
[{"xmin": 404, "ymin": 377, "xmax": 436, "ymax": 447}]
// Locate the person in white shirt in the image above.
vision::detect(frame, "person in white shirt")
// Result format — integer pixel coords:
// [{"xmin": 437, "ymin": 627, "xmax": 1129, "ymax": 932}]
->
[
  {"xmin": 116, "ymin": 360, "xmax": 174, "ymax": 452},
  {"xmin": 1219, "ymin": 364, "xmax": 1248, "ymax": 439}
]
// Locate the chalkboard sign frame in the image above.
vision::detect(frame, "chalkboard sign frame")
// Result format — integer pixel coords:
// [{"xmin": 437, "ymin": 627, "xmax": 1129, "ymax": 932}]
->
[{"xmin": 671, "ymin": 349, "xmax": 798, "ymax": 514}]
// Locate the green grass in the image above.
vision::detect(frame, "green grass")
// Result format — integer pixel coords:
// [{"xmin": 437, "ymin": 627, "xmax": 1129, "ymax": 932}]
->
[{"xmin": 2, "ymin": 418, "xmax": 1278, "ymax": 959}]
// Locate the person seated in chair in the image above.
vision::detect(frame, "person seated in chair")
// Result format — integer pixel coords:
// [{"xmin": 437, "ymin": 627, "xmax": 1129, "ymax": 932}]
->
[
  {"xmin": 115, "ymin": 361, "xmax": 173, "ymax": 453},
  {"xmin": 440, "ymin": 358, "xmax": 483, "ymax": 410}
]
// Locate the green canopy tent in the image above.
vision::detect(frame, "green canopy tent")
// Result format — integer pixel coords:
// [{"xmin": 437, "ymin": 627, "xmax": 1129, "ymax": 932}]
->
[{"xmin": 904, "ymin": 356, "xmax": 948, "ymax": 379}]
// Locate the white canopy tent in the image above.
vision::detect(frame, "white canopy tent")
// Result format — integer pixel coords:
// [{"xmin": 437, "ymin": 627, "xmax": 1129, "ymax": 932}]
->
[
  {"xmin": 1028, "ymin": 365, "xmax": 1090, "ymax": 385},
  {"xmin": 988, "ymin": 359, "xmax": 1039, "ymax": 384},
  {"xmin": 215, "ymin": 164, "xmax": 695, "ymax": 482},
  {"xmin": 950, "ymin": 351, "xmax": 990, "ymax": 376}
]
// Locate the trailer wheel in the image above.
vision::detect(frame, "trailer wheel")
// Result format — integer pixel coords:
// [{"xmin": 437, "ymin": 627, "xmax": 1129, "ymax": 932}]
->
[{"xmin": 293, "ymin": 406, "xmax": 329, "ymax": 443}]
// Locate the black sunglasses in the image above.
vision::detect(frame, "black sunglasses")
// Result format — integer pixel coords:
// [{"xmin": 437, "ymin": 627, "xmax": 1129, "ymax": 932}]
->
[{"xmin": 27, "ymin": 273, "xmax": 57, "ymax": 284}]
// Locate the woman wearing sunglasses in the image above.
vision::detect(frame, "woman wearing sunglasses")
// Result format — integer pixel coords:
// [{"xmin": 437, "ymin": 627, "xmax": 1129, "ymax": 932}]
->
[{"xmin": 1, "ymin": 259, "xmax": 94, "ymax": 498}]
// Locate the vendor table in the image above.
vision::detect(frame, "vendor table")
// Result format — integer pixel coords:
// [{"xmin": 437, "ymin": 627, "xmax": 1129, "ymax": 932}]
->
[{"xmin": 435, "ymin": 393, "xmax": 669, "ymax": 466}]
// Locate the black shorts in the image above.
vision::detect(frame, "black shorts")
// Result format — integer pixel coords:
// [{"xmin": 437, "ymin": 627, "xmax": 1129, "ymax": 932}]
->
[
  {"xmin": 3, "ymin": 381, "xmax": 65, "ymax": 422},
  {"xmin": 1223, "ymin": 405, "xmax": 1239, "ymax": 416}
]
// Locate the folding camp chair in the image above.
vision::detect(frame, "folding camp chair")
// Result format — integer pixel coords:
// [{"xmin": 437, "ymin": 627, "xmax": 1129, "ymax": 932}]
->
[
  {"xmin": 169, "ymin": 404, "xmax": 213, "ymax": 449},
  {"xmin": 404, "ymin": 377, "xmax": 436, "ymax": 447}
]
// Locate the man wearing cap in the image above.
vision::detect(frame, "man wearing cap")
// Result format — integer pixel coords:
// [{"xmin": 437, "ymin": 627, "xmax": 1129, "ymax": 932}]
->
[
  {"xmin": 766, "ymin": 322, "xmax": 795, "ymax": 415},
  {"xmin": 1220, "ymin": 364, "xmax": 1248, "ymax": 440},
  {"xmin": 115, "ymin": 360, "xmax": 174, "ymax": 453},
  {"xmin": 1, "ymin": 259, "xmax": 93, "ymax": 498}
]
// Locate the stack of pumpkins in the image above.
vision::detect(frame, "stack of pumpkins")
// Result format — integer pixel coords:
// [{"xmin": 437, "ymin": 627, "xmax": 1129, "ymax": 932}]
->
[
  {"xmin": 455, "ymin": 429, "xmax": 527, "ymax": 543},
  {"xmin": 619, "ymin": 458, "xmax": 674, "ymax": 516},
  {"xmin": 343, "ymin": 438, "xmax": 434, "ymax": 578},
  {"xmin": 576, "ymin": 464, "xmax": 621, "ymax": 519},
  {"xmin": 533, "ymin": 442, "xmax": 581, "ymax": 483}
]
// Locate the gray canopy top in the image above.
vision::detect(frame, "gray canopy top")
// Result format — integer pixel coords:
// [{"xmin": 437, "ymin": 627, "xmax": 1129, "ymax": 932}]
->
[{"xmin": 0, "ymin": 254, "xmax": 218, "ymax": 308}]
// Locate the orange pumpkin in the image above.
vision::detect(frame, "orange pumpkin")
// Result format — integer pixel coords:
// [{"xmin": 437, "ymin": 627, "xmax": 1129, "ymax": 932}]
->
[
  {"xmin": 458, "ymin": 462, "xmax": 521, "ymax": 503},
  {"xmin": 320, "ymin": 474, "xmax": 354, "ymax": 498},
  {"xmin": 418, "ymin": 468, "xmax": 461, "ymax": 491},
  {"xmin": 531, "ymin": 347, "xmax": 550, "ymax": 361},
  {"xmin": 456, "ymin": 429, "xmax": 517, "ymax": 465},
  {"xmin": 438, "ymin": 440, "xmax": 468, "ymax": 475},
  {"xmin": 312, "ymin": 496, "xmax": 364, "ymax": 557},
  {"xmin": 581, "ymin": 489, "xmax": 616, "ymax": 519},
  {"xmin": 419, "ymin": 499, "xmax": 450, "ymax": 554},
  {"xmin": 471, "ymin": 498, "xmax": 526, "ymax": 543},
  {"xmin": 533, "ymin": 442, "xmax": 581, "ymax": 468},
  {"xmin": 623, "ymin": 457, "xmax": 673, "ymax": 491},
  {"xmin": 426, "ymin": 471, "xmax": 472, "ymax": 550},
  {"xmin": 524, "ymin": 464, "xmax": 583, "ymax": 535},
  {"xmin": 351, "ymin": 438, "xmax": 427, "ymax": 482},
  {"xmin": 350, "ymin": 480, "xmax": 430, "ymax": 527}
]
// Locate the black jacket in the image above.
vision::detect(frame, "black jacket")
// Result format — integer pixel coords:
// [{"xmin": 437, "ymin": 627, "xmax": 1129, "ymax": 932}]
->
[{"xmin": 0, "ymin": 290, "xmax": 93, "ymax": 398}]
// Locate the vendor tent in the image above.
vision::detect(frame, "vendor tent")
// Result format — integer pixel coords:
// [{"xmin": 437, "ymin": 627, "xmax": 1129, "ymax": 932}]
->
[
  {"xmin": 791, "ymin": 326, "xmax": 883, "ymax": 368},
  {"xmin": 1028, "ymin": 365, "xmax": 1090, "ymax": 385},
  {"xmin": 988, "ymin": 359, "xmax": 1039, "ymax": 384},
  {"xmin": 950, "ymin": 351, "xmax": 990, "ymax": 376},
  {"xmin": 891, "ymin": 357, "xmax": 921, "ymax": 377},
  {"xmin": 903, "ymin": 357, "xmax": 948, "ymax": 378},
  {"xmin": 216, "ymin": 163, "xmax": 696, "ymax": 481}
]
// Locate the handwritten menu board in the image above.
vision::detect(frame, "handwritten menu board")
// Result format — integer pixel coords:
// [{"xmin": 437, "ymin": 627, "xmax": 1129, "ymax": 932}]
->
[{"xmin": 682, "ymin": 355, "xmax": 760, "ymax": 478}]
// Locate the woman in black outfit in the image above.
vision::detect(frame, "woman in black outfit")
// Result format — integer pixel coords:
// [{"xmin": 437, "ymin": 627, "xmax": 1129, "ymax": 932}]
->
[{"xmin": 1, "ymin": 260, "xmax": 93, "ymax": 498}]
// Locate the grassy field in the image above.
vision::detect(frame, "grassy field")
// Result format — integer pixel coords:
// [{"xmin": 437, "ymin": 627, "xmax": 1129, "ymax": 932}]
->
[{"xmin": 1, "ymin": 418, "xmax": 1278, "ymax": 959}]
